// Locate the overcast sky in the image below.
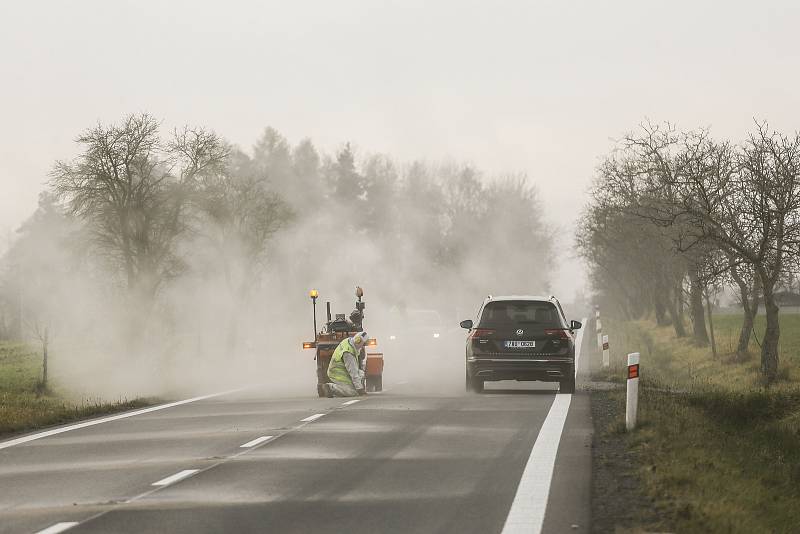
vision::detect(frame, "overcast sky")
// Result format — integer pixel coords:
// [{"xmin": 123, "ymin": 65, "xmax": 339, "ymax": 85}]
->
[{"xmin": 2, "ymin": 0, "xmax": 799, "ymax": 299}]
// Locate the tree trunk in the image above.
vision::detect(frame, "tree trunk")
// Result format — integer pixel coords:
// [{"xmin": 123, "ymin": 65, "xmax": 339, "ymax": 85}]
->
[
  {"xmin": 653, "ymin": 277, "xmax": 669, "ymax": 326},
  {"xmin": 705, "ymin": 293, "xmax": 716, "ymax": 359},
  {"xmin": 760, "ymin": 281, "xmax": 780, "ymax": 383},
  {"xmin": 42, "ymin": 326, "xmax": 48, "ymax": 388},
  {"xmin": 667, "ymin": 287, "xmax": 686, "ymax": 338},
  {"xmin": 736, "ymin": 277, "xmax": 760, "ymax": 355},
  {"xmin": 689, "ymin": 270, "xmax": 709, "ymax": 345},
  {"xmin": 120, "ymin": 209, "xmax": 137, "ymax": 291},
  {"xmin": 654, "ymin": 296, "xmax": 668, "ymax": 325},
  {"xmin": 733, "ymin": 272, "xmax": 752, "ymax": 354},
  {"xmin": 676, "ymin": 280, "xmax": 685, "ymax": 316},
  {"xmin": 737, "ymin": 302, "xmax": 756, "ymax": 355}
]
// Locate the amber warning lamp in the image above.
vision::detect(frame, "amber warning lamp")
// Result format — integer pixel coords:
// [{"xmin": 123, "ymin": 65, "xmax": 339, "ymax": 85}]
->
[{"xmin": 308, "ymin": 289, "xmax": 319, "ymax": 354}]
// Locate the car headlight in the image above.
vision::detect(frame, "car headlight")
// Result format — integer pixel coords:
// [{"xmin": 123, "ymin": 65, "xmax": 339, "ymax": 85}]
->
[
  {"xmin": 389, "ymin": 335, "xmax": 396, "ymax": 341},
  {"xmin": 433, "ymin": 333, "xmax": 440, "ymax": 338}
]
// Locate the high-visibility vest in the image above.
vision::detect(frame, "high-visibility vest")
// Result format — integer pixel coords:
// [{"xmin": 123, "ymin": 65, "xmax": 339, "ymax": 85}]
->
[{"xmin": 328, "ymin": 338, "xmax": 359, "ymax": 385}]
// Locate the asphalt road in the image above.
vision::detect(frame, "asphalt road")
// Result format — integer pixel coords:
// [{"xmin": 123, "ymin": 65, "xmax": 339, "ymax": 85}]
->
[{"xmin": 0, "ymin": 325, "xmax": 592, "ymax": 534}]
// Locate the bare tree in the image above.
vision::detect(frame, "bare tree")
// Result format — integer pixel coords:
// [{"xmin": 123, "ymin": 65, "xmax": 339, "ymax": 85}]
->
[
  {"xmin": 583, "ymin": 140, "xmax": 692, "ymax": 337},
  {"xmin": 50, "ymin": 114, "xmax": 228, "ymax": 300},
  {"xmin": 632, "ymin": 123, "xmax": 800, "ymax": 382}
]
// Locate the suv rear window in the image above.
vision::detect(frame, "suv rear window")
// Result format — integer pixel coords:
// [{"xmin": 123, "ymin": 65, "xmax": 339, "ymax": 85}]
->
[{"xmin": 478, "ymin": 301, "xmax": 562, "ymax": 328}]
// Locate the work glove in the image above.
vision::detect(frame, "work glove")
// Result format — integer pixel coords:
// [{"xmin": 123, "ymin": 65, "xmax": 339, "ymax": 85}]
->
[{"xmin": 356, "ymin": 388, "xmax": 367, "ymax": 396}]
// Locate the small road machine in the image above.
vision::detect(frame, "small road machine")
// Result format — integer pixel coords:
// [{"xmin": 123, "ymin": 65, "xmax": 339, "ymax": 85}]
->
[{"xmin": 303, "ymin": 287, "xmax": 384, "ymax": 396}]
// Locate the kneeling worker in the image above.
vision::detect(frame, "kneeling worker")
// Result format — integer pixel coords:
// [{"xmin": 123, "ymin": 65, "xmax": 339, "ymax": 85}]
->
[{"xmin": 321, "ymin": 331, "xmax": 368, "ymax": 397}]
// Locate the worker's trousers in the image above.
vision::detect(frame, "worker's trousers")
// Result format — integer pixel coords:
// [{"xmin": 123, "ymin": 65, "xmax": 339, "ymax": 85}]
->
[{"xmin": 328, "ymin": 380, "xmax": 358, "ymax": 397}]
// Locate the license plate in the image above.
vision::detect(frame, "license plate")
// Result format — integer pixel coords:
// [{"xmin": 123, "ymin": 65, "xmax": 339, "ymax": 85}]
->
[{"xmin": 505, "ymin": 341, "xmax": 535, "ymax": 348}]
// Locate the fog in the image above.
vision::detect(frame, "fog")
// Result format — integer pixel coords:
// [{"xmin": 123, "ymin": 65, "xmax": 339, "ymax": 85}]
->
[
  {"xmin": 0, "ymin": 117, "xmax": 560, "ymax": 398},
  {"xmin": 2, "ymin": 1, "xmax": 799, "ymax": 397},
  {"xmin": 2, "ymin": 1, "xmax": 796, "ymax": 295}
]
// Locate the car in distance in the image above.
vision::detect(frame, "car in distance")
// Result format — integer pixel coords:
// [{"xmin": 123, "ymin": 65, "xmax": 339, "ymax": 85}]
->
[
  {"xmin": 386, "ymin": 308, "xmax": 444, "ymax": 346},
  {"xmin": 460, "ymin": 295, "xmax": 582, "ymax": 393}
]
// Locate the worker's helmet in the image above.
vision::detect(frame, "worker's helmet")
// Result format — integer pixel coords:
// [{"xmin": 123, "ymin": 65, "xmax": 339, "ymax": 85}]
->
[{"xmin": 351, "ymin": 331, "xmax": 368, "ymax": 348}]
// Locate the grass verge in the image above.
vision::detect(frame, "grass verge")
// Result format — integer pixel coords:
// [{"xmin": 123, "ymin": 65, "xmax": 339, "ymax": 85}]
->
[
  {"xmin": 590, "ymin": 315, "xmax": 800, "ymax": 533},
  {"xmin": 0, "ymin": 342, "xmax": 154, "ymax": 438}
]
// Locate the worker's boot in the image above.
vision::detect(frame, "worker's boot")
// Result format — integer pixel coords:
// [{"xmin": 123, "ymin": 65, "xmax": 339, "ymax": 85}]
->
[{"xmin": 320, "ymin": 383, "xmax": 334, "ymax": 398}]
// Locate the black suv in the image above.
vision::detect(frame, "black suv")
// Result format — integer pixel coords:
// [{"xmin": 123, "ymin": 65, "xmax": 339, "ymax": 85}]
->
[{"xmin": 460, "ymin": 296, "xmax": 582, "ymax": 393}]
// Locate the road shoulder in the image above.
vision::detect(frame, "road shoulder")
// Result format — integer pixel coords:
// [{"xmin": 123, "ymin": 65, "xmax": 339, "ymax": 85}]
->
[
  {"xmin": 541, "ymin": 390, "xmax": 592, "ymax": 533},
  {"xmin": 588, "ymin": 386, "xmax": 675, "ymax": 533}
]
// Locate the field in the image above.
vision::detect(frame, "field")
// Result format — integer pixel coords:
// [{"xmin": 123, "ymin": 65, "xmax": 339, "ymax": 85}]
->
[
  {"xmin": 591, "ymin": 312, "xmax": 800, "ymax": 533},
  {"xmin": 0, "ymin": 342, "xmax": 151, "ymax": 437},
  {"xmin": 595, "ymin": 313, "xmax": 800, "ymax": 389}
]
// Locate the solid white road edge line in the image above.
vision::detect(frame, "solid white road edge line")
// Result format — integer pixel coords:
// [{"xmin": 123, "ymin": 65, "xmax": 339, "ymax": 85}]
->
[
  {"xmin": 300, "ymin": 413, "xmax": 326, "ymax": 422},
  {"xmin": 501, "ymin": 394, "xmax": 572, "ymax": 534},
  {"xmin": 240, "ymin": 435, "xmax": 274, "ymax": 448},
  {"xmin": 33, "ymin": 523, "xmax": 79, "ymax": 534},
  {"xmin": 342, "ymin": 399, "xmax": 360, "ymax": 406},
  {"xmin": 500, "ymin": 315, "xmax": 587, "ymax": 534},
  {"xmin": 0, "ymin": 388, "xmax": 244, "ymax": 451},
  {"xmin": 151, "ymin": 469, "xmax": 200, "ymax": 487}
]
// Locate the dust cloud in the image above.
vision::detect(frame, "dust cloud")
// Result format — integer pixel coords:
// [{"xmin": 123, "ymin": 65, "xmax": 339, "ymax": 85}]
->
[{"xmin": 0, "ymin": 122, "xmax": 568, "ymax": 400}]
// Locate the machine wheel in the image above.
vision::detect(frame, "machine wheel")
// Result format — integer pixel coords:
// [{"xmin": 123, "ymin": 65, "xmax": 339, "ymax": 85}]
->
[{"xmin": 368, "ymin": 375, "xmax": 383, "ymax": 392}]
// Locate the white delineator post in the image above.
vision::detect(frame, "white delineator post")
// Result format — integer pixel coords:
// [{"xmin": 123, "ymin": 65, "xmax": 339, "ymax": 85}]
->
[
  {"xmin": 602, "ymin": 334, "xmax": 610, "ymax": 368},
  {"xmin": 626, "ymin": 352, "xmax": 640, "ymax": 431},
  {"xmin": 596, "ymin": 318, "xmax": 603, "ymax": 351}
]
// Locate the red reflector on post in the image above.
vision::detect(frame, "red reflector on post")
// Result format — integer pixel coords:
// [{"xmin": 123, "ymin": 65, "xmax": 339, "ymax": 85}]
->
[{"xmin": 627, "ymin": 363, "xmax": 639, "ymax": 379}]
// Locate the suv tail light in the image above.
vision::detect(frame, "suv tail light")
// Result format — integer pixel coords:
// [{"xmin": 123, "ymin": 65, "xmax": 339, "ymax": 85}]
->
[
  {"xmin": 544, "ymin": 329, "xmax": 570, "ymax": 340},
  {"xmin": 469, "ymin": 328, "xmax": 496, "ymax": 339}
]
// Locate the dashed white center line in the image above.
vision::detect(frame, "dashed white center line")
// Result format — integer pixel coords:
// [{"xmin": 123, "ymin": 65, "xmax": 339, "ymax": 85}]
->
[
  {"xmin": 36, "ymin": 398, "xmax": 364, "ymax": 531},
  {"xmin": 151, "ymin": 469, "xmax": 200, "ymax": 487},
  {"xmin": 34, "ymin": 523, "xmax": 79, "ymax": 534},
  {"xmin": 240, "ymin": 435, "xmax": 274, "ymax": 448}
]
